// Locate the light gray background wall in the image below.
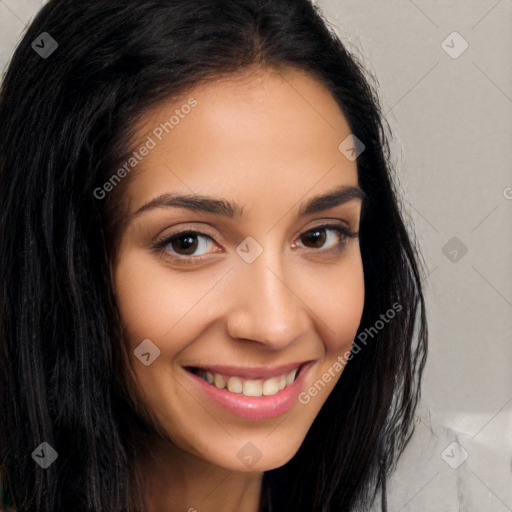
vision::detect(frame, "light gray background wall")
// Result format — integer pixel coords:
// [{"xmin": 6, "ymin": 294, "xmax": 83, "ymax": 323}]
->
[{"xmin": 1, "ymin": 1, "xmax": 511, "ymax": 510}]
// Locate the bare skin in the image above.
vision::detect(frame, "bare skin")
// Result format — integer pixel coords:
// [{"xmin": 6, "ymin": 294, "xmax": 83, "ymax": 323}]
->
[{"xmin": 112, "ymin": 65, "xmax": 365, "ymax": 512}]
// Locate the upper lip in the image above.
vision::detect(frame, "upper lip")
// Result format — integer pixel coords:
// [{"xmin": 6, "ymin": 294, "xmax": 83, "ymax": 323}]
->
[{"xmin": 185, "ymin": 361, "xmax": 311, "ymax": 380}]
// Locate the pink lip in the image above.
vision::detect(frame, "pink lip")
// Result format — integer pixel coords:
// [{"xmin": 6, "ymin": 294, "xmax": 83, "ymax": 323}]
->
[
  {"xmin": 187, "ymin": 361, "xmax": 307, "ymax": 380},
  {"xmin": 185, "ymin": 361, "xmax": 314, "ymax": 420}
]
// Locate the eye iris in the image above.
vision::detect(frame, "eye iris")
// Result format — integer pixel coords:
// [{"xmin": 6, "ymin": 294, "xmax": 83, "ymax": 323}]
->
[
  {"xmin": 303, "ymin": 228, "xmax": 326, "ymax": 248},
  {"xmin": 172, "ymin": 233, "xmax": 198, "ymax": 255}
]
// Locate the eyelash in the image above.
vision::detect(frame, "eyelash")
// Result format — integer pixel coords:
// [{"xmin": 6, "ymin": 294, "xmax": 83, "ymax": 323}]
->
[{"xmin": 152, "ymin": 223, "xmax": 358, "ymax": 266}]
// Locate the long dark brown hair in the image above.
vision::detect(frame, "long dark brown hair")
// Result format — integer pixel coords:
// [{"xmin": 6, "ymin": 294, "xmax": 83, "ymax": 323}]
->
[{"xmin": 0, "ymin": 1, "xmax": 428, "ymax": 510}]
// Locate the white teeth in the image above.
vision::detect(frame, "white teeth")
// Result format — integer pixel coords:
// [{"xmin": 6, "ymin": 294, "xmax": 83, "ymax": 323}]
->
[
  {"xmin": 227, "ymin": 376, "xmax": 243, "ymax": 393},
  {"xmin": 196, "ymin": 366, "xmax": 301, "ymax": 396},
  {"xmin": 243, "ymin": 380, "xmax": 262, "ymax": 397},
  {"xmin": 262, "ymin": 377, "xmax": 280, "ymax": 396},
  {"xmin": 285, "ymin": 368, "xmax": 297, "ymax": 386},
  {"xmin": 214, "ymin": 373, "xmax": 226, "ymax": 389}
]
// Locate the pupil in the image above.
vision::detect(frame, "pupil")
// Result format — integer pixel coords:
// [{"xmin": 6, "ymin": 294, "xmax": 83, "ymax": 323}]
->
[
  {"xmin": 304, "ymin": 228, "xmax": 325, "ymax": 248},
  {"xmin": 174, "ymin": 233, "xmax": 197, "ymax": 254}
]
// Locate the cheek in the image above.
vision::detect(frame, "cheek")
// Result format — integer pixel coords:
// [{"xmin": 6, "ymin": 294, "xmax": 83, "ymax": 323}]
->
[
  {"xmin": 312, "ymin": 252, "xmax": 365, "ymax": 353},
  {"xmin": 114, "ymin": 254, "xmax": 168, "ymax": 342},
  {"xmin": 113, "ymin": 250, "xmax": 205, "ymax": 344}
]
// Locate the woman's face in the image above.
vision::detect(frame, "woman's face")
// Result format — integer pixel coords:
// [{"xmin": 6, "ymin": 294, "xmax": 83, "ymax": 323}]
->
[{"xmin": 113, "ymin": 66, "xmax": 365, "ymax": 472}]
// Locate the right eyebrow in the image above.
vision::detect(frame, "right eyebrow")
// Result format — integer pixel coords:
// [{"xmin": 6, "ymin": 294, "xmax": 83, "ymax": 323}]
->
[{"xmin": 131, "ymin": 193, "xmax": 245, "ymax": 220}]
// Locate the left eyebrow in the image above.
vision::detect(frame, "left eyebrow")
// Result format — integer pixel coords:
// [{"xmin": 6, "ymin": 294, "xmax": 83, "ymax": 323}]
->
[
  {"xmin": 130, "ymin": 184, "xmax": 367, "ymax": 220},
  {"xmin": 298, "ymin": 184, "xmax": 367, "ymax": 216}
]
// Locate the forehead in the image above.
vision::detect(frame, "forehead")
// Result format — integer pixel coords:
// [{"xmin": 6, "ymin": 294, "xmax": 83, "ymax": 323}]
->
[
  {"xmin": 134, "ymin": 65, "xmax": 351, "ymax": 144},
  {"xmin": 122, "ymin": 66, "xmax": 359, "ymax": 216}
]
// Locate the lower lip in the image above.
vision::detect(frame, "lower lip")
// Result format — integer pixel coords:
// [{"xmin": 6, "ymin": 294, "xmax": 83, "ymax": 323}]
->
[{"xmin": 185, "ymin": 363, "xmax": 312, "ymax": 420}]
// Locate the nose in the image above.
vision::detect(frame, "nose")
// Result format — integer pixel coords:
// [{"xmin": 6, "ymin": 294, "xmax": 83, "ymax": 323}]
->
[{"xmin": 225, "ymin": 246, "xmax": 310, "ymax": 350}]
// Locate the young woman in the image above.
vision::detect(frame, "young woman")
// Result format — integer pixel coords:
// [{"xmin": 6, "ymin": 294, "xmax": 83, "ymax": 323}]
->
[{"xmin": 0, "ymin": 1, "xmax": 428, "ymax": 511}]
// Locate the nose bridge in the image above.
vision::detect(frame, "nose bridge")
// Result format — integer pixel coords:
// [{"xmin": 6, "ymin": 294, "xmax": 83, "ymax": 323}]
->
[{"xmin": 226, "ymin": 241, "xmax": 309, "ymax": 347}]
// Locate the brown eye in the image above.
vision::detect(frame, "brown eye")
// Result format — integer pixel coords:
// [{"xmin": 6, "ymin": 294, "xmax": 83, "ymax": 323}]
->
[
  {"xmin": 169, "ymin": 232, "xmax": 200, "ymax": 255},
  {"xmin": 299, "ymin": 224, "xmax": 353, "ymax": 251},
  {"xmin": 301, "ymin": 227, "xmax": 327, "ymax": 249},
  {"xmin": 160, "ymin": 231, "xmax": 214, "ymax": 257}
]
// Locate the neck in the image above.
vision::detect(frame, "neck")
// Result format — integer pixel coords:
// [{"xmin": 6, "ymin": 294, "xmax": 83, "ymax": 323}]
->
[{"xmin": 138, "ymin": 436, "xmax": 264, "ymax": 512}]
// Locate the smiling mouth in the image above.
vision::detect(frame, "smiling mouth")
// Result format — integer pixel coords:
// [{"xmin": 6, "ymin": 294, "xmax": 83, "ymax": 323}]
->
[{"xmin": 185, "ymin": 364, "xmax": 306, "ymax": 397}]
